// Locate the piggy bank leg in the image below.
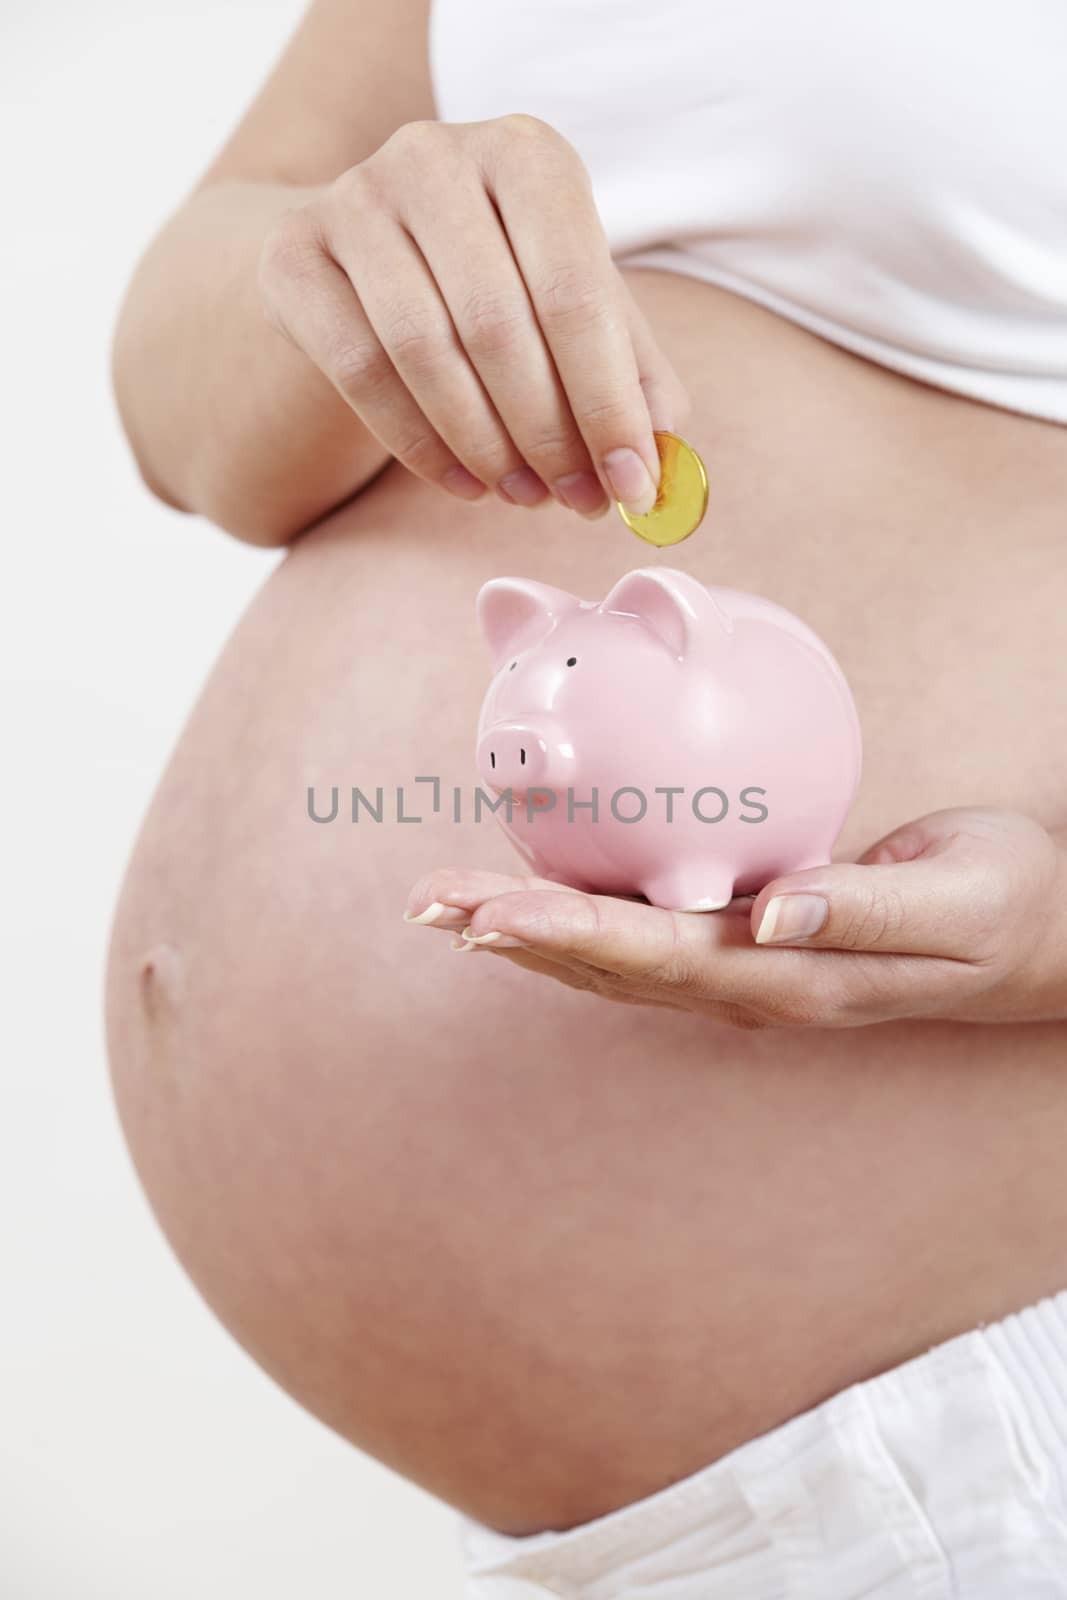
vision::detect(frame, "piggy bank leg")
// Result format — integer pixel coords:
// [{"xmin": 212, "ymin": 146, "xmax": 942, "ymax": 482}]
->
[
  {"xmin": 793, "ymin": 854, "xmax": 832, "ymax": 872},
  {"xmin": 544, "ymin": 868, "xmax": 601, "ymax": 893},
  {"xmin": 640, "ymin": 865, "xmax": 735, "ymax": 914}
]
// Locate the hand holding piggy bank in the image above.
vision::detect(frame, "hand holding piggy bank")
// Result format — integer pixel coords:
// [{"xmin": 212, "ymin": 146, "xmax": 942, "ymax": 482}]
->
[{"xmin": 475, "ymin": 568, "xmax": 861, "ymax": 911}]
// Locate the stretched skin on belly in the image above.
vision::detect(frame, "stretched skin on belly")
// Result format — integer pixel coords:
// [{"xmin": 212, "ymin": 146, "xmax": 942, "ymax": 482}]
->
[{"xmin": 104, "ymin": 273, "xmax": 1067, "ymax": 1535}]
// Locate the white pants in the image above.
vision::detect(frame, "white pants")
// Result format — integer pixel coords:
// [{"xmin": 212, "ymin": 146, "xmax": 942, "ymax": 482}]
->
[{"xmin": 457, "ymin": 1290, "xmax": 1067, "ymax": 1598}]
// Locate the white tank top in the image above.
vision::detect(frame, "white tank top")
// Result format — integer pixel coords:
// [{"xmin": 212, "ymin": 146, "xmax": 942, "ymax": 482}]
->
[{"xmin": 429, "ymin": 0, "xmax": 1067, "ymax": 424}]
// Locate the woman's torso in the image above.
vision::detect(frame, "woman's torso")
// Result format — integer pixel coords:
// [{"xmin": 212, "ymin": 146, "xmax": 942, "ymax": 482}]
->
[
  {"xmin": 107, "ymin": 5, "xmax": 1067, "ymax": 1539},
  {"xmin": 111, "ymin": 269, "xmax": 1067, "ymax": 1538}
]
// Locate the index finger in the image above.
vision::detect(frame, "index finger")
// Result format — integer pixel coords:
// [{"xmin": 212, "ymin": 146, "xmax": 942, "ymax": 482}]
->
[
  {"xmin": 458, "ymin": 886, "xmax": 967, "ymax": 1026},
  {"xmin": 462, "ymin": 886, "xmax": 761, "ymax": 985}
]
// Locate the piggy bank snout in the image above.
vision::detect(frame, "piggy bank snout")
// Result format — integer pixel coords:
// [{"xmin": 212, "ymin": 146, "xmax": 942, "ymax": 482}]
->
[{"xmin": 477, "ymin": 722, "xmax": 557, "ymax": 793}]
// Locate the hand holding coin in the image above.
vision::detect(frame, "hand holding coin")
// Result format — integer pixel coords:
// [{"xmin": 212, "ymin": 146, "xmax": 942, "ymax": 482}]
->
[{"xmin": 616, "ymin": 431, "xmax": 709, "ymax": 546}]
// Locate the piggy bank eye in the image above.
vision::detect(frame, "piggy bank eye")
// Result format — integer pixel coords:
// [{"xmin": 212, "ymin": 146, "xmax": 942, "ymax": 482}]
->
[
  {"xmin": 508, "ymin": 661, "xmax": 517, "ymax": 671},
  {"xmin": 565, "ymin": 656, "xmax": 577, "ymax": 667}
]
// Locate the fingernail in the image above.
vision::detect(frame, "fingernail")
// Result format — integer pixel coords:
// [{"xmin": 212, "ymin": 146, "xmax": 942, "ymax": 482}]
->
[
  {"xmin": 554, "ymin": 470, "xmax": 609, "ymax": 518},
  {"xmin": 460, "ymin": 926, "xmax": 527, "ymax": 949},
  {"xmin": 403, "ymin": 900, "xmax": 469, "ymax": 930},
  {"xmin": 450, "ymin": 937, "xmax": 479, "ymax": 952},
  {"xmin": 403, "ymin": 900, "xmax": 446, "ymax": 925},
  {"xmin": 498, "ymin": 467, "xmax": 549, "ymax": 507},
  {"xmin": 442, "ymin": 464, "xmax": 488, "ymax": 501},
  {"xmin": 601, "ymin": 447, "xmax": 657, "ymax": 516},
  {"xmin": 755, "ymin": 894, "xmax": 828, "ymax": 945}
]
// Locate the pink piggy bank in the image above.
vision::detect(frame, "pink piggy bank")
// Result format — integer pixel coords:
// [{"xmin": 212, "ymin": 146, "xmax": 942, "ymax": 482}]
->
[{"xmin": 474, "ymin": 567, "xmax": 861, "ymax": 911}]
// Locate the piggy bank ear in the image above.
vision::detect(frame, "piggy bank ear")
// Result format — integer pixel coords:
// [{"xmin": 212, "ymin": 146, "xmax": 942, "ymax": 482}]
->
[
  {"xmin": 600, "ymin": 567, "xmax": 730, "ymax": 659},
  {"xmin": 476, "ymin": 578, "xmax": 581, "ymax": 670}
]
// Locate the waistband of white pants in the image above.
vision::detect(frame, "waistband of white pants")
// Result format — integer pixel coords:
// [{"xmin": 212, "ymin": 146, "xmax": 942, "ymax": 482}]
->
[
  {"xmin": 980, "ymin": 1287, "xmax": 1067, "ymax": 1500},
  {"xmin": 458, "ymin": 1287, "xmax": 1067, "ymax": 1577}
]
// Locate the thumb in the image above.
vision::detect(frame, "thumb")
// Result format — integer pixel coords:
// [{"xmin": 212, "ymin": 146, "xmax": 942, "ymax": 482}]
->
[{"xmin": 749, "ymin": 845, "xmax": 994, "ymax": 958}]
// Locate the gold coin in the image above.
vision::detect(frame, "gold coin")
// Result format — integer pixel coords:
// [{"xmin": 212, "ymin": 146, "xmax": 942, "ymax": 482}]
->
[{"xmin": 616, "ymin": 431, "xmax": 709, "ymax": 546}]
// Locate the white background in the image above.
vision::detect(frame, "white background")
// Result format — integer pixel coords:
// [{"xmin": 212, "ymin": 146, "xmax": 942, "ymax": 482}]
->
[{"xmin": 1, "ymin": 2, "xmax": 468, "ymax": 1593}]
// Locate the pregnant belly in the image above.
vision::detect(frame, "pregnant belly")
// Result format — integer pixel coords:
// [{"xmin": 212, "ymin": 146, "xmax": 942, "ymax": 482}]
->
[{"xmin": 106, "ymin": 272, "xmax": 1067, "ymax": 1536}]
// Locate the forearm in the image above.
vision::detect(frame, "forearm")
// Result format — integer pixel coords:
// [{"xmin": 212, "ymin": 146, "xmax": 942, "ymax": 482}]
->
[{"xmin": 112, "ymin": 180, "xmax": 392, "ymax": 546}]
